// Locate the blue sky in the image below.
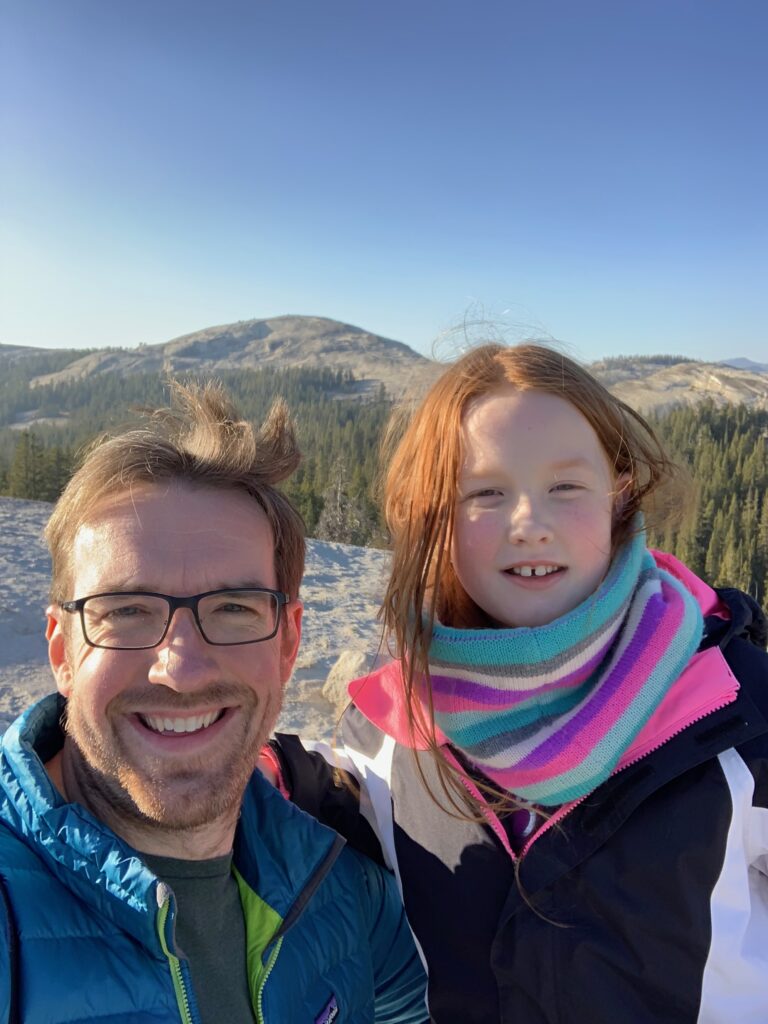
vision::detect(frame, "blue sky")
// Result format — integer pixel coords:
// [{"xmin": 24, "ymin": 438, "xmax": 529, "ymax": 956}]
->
[{"xmin": 2, "ymin": 0, "xmax": 766, "ymax": 363}]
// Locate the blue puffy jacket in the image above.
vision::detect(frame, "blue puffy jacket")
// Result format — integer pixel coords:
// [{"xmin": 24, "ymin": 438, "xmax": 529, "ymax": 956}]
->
[{"xmin": 0, "ymin": 695, "xmax": 428, "ymax": 1024}]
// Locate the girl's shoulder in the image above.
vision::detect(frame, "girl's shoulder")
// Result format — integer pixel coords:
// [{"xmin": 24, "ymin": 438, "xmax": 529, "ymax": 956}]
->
[{"xmin": 348, "ymin": 661, "xmax": 447, "ymax": 750}]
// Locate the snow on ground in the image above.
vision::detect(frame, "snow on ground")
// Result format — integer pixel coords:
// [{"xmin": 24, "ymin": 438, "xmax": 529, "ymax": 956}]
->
[{"xmin": 0, "ymin": 496, "xmax": 391, "ymax": 740}]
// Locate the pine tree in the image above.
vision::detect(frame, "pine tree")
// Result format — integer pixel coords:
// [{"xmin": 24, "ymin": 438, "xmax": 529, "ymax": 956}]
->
[
  {"xmin": 719, "ymin": 519, "xmax": 740, "ymax": 588},
  {"xmin": 315, "ymin": 458, "xmax": 372, "ymax": 547},
  {"xmin": 8, "ymin": 431, "xmax": 48, "ymax": 500}
]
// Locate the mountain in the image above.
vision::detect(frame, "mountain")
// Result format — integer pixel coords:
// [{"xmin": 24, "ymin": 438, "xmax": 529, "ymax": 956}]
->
[
  {"xmin": 25, "ymin": 316, "xmax": 438, "ymax": 400},
  {"xmin": 589, "ymin": 356, "xmax": 768, "ymax": 414}
]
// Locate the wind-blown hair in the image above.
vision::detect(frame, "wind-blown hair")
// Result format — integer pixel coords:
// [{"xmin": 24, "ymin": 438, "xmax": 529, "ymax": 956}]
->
[
  {"xmin": 45, "ymin": 379, "xmax": 305, "ymax": 603},
  {"xmin": 380, "ymin": 343, "xmax": 676, "ymax": 808}
]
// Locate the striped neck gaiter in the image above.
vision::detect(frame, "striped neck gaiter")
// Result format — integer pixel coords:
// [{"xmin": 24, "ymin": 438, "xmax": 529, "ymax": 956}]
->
[{"xmin": 429, "ymin": 524, "xmax": 703, "ymax": 806}]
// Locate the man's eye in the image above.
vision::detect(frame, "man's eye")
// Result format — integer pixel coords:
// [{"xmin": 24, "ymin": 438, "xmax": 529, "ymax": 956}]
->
[
  {"xmin": 213, "ymin": 602, "xmax": 262, "ymax": 617},
  {"xmin": 104, "ymin": 605, "xmax": 147, "ymax": 619}
]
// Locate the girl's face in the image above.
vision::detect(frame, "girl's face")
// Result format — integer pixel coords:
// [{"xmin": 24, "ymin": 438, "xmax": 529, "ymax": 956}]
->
[{"xmin": 451, "ymin": 386, "xmax": 626, "ymax": 629}]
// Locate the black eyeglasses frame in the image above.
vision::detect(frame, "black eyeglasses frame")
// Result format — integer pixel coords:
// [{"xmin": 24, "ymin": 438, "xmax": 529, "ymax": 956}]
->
[{"xmin": 60, "ymin": 587, "xmax": 290, "ymax": 650}]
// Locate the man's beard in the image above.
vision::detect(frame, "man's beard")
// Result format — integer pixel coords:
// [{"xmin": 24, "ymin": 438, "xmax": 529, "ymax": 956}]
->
[{"xmin": 61, "ymin": 681, "xmax": 280, "ymax": 834}]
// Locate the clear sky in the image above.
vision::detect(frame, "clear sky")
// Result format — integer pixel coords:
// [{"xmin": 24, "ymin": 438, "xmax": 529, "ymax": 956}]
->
[{"xmin": 2, "ymin": 0, "xmax": 766, "ymax": 364}]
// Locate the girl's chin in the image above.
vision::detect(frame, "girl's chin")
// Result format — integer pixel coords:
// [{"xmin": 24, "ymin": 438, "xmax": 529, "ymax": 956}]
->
[{"xmin": 491, "ymin": 592, "xmax": 587, "ymax": 629}]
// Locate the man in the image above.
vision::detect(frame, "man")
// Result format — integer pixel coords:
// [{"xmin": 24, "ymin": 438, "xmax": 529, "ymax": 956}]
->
[{"xmin": 0, "ymin": 382, "xmax": 426, "ymax": 1024}]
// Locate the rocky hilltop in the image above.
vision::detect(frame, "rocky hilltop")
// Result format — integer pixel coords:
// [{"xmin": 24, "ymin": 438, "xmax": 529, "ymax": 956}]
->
[
  {"xmin": 590, "ymin": 357, "xmax": 768, "ymax": 414},
  {"xmin": 27, "ymin": 315, "xmax": 439, "ymax": 400}
]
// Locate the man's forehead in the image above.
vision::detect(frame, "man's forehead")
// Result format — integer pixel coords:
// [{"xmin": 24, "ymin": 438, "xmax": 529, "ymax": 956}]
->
[
  {"xmin": 68, "ymin": 482, "xmax": 276, "ymax": 593},
  {"xmin": 79, "ymin": 480, "xmax": 269, "ymax": 529}
]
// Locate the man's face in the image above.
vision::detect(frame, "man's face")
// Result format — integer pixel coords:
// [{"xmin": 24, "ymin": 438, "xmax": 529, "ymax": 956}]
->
[{"xmin": 47, "ymin": 482, "xmax": 301, "ymax": 832}]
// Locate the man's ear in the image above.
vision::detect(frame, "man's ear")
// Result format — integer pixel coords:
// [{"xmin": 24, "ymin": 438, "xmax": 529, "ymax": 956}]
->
[
  {"xmin": 46, "ymin": 605, "xmax": 74, "ymax": 697},
  {"xmin": 279, "ymin": 599, "xmax": 303, "ymax": 684}
]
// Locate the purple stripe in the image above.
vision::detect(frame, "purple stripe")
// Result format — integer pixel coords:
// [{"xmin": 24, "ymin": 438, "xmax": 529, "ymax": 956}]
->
[
  {"xmin": 430, "ymin": 644, "xmax": 609, "ymax": 709},
  {"xmin": 515, "ymin": 594, "xmax": 667, "ymax": 769}
]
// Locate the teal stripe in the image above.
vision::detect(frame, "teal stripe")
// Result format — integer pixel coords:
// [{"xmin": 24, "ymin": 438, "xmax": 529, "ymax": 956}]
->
[
  {"xmin": 442, "ymin": 682, "xmax": 594, "ymax": 747},
  {"xmin": 430, "ymin": 607, "xmax": 622, "ymax": 667}
]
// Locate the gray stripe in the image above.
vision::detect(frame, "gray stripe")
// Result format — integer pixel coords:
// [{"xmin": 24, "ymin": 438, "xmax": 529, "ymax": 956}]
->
[{"xmin": 429, "ymin": 608, "xmax": 625, "ymax": 679}]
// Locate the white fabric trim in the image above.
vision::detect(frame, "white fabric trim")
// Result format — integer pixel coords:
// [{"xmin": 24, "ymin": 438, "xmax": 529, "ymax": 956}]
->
[
  {"xmin": 305, "ymin": 736, "xmax": 432, "ymax": 979},
  {"xmin": 305, "ymin": 737, "xmax": 398, "ymax": 871},
  {"xmin": 698, "ymin": 749, "xmax": 768, "ymax": 1023}
]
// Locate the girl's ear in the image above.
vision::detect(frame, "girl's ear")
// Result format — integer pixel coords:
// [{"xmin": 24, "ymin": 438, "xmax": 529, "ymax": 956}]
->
[{"xmin": 612, "ymin": 473, "xmax": 632, "ymax": 520}]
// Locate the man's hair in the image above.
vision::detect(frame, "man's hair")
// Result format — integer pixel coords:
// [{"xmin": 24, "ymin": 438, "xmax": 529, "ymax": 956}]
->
[{"xmin": 45, "ymin": 379, "xmax": 305, "ymax": 602}]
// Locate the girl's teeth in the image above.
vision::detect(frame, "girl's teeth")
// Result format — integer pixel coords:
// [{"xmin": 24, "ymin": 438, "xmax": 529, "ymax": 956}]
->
[
  {"xmin": 512, "ymin": 565, "xmax": 559, "ymax": 577},
  {"xmin": 142, "ymin": 711, "xmax": 221, "ymax": 734}
]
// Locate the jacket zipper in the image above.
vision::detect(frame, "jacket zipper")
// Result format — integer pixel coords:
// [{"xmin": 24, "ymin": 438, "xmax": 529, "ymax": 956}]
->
[
  {"xmin": 251, "ymin": 834, "xmax": 344, "ymax": 1022},
  {"xmin": 255, "ymin": 935, "xmax": 284, "ymax": 1024},
  {"xmin": 446, "ymin": 690, "xmax": 739, "ymax": 864},
  {"xmin": 521, "ymin": 691, "xmax": 740, "ymax": 858},
  {"xmin": 157, "ymin": 890, "xmax": 195, "ymax": 1024}
]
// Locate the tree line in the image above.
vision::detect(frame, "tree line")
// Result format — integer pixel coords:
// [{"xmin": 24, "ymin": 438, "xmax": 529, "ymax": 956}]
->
[
  {"xmin": 644, "ymin": 401, "xmax": 768, "ymax": 608},
  {"xmin": 0, "ymin": 367, "xmax": 766, "ymax": 608},
  {"xmin": 0, "ymin": 367, "xmax": 391, "ymax": 545}
]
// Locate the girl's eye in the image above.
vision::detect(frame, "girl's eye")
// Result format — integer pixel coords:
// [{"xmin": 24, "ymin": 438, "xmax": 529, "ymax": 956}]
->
[
  {"xmin": 466, "ymin": 488, "xmax": 501, "ymax": 499},
  {"xmin": 551, "ymin": 482, "xmax": 583, "ymax": 493}
]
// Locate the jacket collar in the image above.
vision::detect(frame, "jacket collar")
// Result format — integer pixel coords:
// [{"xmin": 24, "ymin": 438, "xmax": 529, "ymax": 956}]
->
[{"xmin": 0, "ymin": 693, "xmax": 343, "ymax": 952}]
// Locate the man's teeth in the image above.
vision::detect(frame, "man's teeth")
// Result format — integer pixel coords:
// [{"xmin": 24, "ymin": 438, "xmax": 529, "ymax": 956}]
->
[
  {"xmin": 510, "ymin": 565, "xmax": 561, "ymax": 577},
  {"xmin": 141, "ymin": 711, "xmax": 222, "ymax": 734}
]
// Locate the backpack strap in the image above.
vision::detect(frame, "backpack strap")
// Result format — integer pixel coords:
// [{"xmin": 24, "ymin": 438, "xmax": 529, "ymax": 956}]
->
[{"xmin": 701, "ymin": 586, "xmax": 768, "ymax": 652}]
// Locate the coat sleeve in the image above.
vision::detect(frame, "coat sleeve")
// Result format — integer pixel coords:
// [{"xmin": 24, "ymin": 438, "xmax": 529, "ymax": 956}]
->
[
  {"xmin": 271, "ymin": 733, "xmax": 386, "ymax": 866},
  {"xmin": 696, "ymin": 741, "xmax": 768, "ymax": 1021},
  {"xmin": 351, "ymin": 851, "xmax": 428, "ymax": 1024}
]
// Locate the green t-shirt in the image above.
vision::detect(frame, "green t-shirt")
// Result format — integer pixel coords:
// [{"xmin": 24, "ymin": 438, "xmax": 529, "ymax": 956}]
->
[{"xmin": 143, "ymin": 851, "xmax": 255, "ymax": 1024}]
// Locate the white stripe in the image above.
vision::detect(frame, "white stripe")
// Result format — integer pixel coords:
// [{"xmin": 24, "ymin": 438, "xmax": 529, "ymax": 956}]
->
[
  {"xmin": 304, "ymin": 736, "xmax": 399, "ymax": 871},
  {"xmin": 698, "ymin": 749, "xmax": 768, "ymax": 1023}
]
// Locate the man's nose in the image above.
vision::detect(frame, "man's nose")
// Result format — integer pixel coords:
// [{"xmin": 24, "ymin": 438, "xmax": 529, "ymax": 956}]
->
[
  {"xmin": 147, "ymin": 608, "xmax": 220, "ymax": 691},
  {"xmin": 507, "ymin": 495, "xmax": 553, "ymax": 544}
]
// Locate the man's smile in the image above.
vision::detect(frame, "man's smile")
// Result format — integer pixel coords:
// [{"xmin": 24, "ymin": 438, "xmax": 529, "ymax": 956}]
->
[{"xmin": 138, "ymin": 709, "xmax": 226, "ymax": 735}]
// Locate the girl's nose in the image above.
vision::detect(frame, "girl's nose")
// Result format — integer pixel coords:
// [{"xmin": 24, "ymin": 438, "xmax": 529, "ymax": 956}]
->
[{"xmin": 507, "ymin": 496, "xmax": 553, "ymax": 544}]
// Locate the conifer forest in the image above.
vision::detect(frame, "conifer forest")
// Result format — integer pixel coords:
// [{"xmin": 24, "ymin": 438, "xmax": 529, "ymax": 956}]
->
[{"xmin": 1, "ymin": 365, "xmax": 766, "ymax": 609}]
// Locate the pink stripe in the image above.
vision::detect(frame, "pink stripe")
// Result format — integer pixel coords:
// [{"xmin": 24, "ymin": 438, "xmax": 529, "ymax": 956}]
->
[{"xmin": 486, "ymin": 590, "xmax": 685, "ymax": 783}]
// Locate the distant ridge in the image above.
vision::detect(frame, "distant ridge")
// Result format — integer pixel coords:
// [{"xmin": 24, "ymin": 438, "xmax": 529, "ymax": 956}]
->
[
  {"xmin": 589, "ymin": 355, "xmax": 768, "ymax": 414},
  {"xmin": 2, "ymin": 317, "xmax": 766, "ymax": 414},
  {"xmin": 719, "ymin": 357, "xmax": 768, "ymax": 374}
]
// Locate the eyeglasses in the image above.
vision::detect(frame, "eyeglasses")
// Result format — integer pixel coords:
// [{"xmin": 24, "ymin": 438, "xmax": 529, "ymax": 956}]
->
[{"xmin": 60, "ymin": 588, "xmax": 290, "ymax": 650}]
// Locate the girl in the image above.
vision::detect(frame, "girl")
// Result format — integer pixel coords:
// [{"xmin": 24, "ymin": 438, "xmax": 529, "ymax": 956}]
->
[{"xmin": 268, "ymin": 343, "xmax": 768, "ymax": 1024}]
